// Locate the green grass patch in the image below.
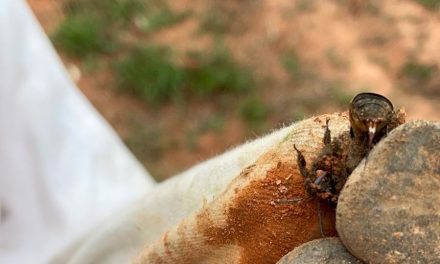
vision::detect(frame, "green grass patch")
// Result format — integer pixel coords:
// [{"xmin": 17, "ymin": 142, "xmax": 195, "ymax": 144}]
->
[
  {"xmin": 52, "ymin": 13, "xmax": 111, "ymax": 57},
  {"xmin": 399, "ymin": 60, "xmax": 439, "ymax": 95},
  {"xmin": 82, "ymin": 55, "xmax": 105, "ymax": 72},
  {"xmin": 63, "ymin": 0, "xmax": 188, "ymax": 30},
  {"xmin": 199, "ymin": 12, "xmax": 230, "ymax": 34},
  {"xmin": 184, "ymin": 114, "xmax": 225, "ymax": 151},
  {"xmin": 368, "ymin": 55, "xmax": 390, "ymax": 70},
  {"xmin": 199, "ymin": 115, "xmax": 225, "ymax": 133},
  {"xmin": 55, "ymin": 0, "xmax": 189, "ymax": 58},
  {"xmin": 116, "ymin": 45, "xmax": 254, "ymax": 105},
  {"xmin": 125, "ymin": 119, "xmax": 173, "ymax": 162},
  {"xmin": 136, "ymin": 9, "xmax": 190, "ymax": 33},
  {"xmin": 184, "ymin": 129, "xmax": 199, "ymax": 151},
  {"xmin": 290, "ymin": 108, "xmax": 306, "ymax": 122},
  {"xmin": 239, "ymin": 97, "xmax": 270, "ymax": 127},
  {"xmin": 281, "ymin": 52, "xmax": 301, "ymax": 78},
  {"xmin": 115, "ymin": 46, "xmax": 185, "ymax": 104},
  {"xmin": 198, "ymin": 1, "xmax": 234, "ymax": 34},
  {"xmin": 325, "ymin": 48, "xmax": 350, "ymax": 69},
  {"xmin": 186, "ymin": 48, "xmax": 254, "ymax": 96},
  {"xmin": 400, "ymin": 60, "xmax": 437, "ymax": 83},
  {"xmin": 295, "ymin": 0, "xmax": 316, "ymax": 12},
  {"xmin": 281, "ymin": 52, "xmax": 313, "ymax": 83},
  {"xmin": 413, "ymin": 0, "xmax": 440, "ymax": 9},
  {"xmin": 327, "ymin": 82, "xmax": 354, "ymax": 107},
  {"xmin": 63, "ymin": 0, "xmax": 143, "ymax": 24}
]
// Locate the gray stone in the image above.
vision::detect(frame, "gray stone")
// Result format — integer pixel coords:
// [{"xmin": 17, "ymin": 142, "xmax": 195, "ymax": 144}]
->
[
  {"xmin": 337, "ymin": 121, "xmax": 440, "ymax": 263},
  {"xmin": 276, "ymin": 238, "xmax": 361, "ymax": 264}
]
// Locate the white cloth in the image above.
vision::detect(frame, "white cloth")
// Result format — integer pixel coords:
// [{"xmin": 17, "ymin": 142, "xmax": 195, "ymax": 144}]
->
[{"xmin": 0, "ymin": 1, "xmax": 155, "ymax": 263}]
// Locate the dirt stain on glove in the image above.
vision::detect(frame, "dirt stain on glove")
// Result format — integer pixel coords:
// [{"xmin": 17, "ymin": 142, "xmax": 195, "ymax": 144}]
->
[
  {"xmin": 198, "ymin": 160, "xmax": 337, "ymax": 264},
  {"xmin": 134, "ymin": 114, "xmax": 359, "ymax": 264}
]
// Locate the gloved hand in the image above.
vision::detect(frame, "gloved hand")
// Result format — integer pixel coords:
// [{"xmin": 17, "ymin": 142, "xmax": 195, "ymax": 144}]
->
[{"xmin": 69, "ymin": 113, "xmax": 350, "ymax": 264}]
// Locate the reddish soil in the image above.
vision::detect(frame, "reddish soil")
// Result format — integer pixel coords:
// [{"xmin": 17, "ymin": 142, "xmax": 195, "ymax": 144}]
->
[{"xmin": 27, "ymin": 0, "xmax": 440, "ymax": 180}]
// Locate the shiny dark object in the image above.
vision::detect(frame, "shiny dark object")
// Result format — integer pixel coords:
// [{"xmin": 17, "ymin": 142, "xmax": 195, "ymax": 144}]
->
[{"xmin": 349, "ymin": 92, "xmax": 394, "ymax": 147}]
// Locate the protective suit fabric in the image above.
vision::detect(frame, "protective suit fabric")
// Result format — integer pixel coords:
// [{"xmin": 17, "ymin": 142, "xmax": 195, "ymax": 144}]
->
[{"xmin": 0, "ymin": 1, "xmax": 155, "ymax": 263}]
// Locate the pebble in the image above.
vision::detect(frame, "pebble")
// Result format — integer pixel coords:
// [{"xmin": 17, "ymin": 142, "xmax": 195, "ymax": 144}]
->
[
  {"xmin": 276, "ymin": 238, "xmax": 361, "ymax": 264},
  {"xmin": 337, "ymin": 121, "xmax": 440, "ymax": 263}
]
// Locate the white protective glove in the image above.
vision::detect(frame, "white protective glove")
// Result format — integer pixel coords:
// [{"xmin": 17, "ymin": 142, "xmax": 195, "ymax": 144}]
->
[{"xmin": 70, "ymin": 113, "xmax": 349, "ymax": 264}]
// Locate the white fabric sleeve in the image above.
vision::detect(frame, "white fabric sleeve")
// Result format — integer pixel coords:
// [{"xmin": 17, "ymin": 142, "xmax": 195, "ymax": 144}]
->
[{"xmin": 0, "ymin": 1, "xmax": 155, "ymax": 263}]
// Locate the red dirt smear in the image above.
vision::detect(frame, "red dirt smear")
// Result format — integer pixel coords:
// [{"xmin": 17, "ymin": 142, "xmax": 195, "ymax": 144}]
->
[
  {"xmin": 146, "ymin": 222, "xmax": 197, "ymax": 263},
  {"xmin": 199, "ymin": 160, "xmax": 336, "ymax": 264},
  {"xmin": 162, "ymin": 231, "xmax": 171, "ymax": 257}
]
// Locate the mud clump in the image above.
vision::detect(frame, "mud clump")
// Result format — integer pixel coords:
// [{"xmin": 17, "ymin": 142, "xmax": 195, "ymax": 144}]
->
[
  {"xmin": 276, "ymin": 238, "xmax": 361, "ymax": 264},
  {"xmin": 337, "ymin": 121, "xmax": 440, "ymax": 263}
]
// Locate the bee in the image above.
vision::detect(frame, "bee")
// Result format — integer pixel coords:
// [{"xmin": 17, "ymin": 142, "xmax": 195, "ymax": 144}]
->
[
  {"xmin": 349, "ymin": 92, "xmax": 394, "ymax": 148},
  {"xmin": 293, "ymin": 92, "xmax": 397, "ymax": 204},
  {"xmin": 289, "ymin": 92, "xmax": 401, "ymax": 237}
]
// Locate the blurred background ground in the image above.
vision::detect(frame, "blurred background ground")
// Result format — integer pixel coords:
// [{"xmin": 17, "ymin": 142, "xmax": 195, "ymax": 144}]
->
[{"xmin": 28, "ymin": 0, "xmax": 440, "ymax": 181}]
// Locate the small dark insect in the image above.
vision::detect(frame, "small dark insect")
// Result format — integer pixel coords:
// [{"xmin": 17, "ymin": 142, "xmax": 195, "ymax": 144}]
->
[
  {"xmin": 286, "ymin": 92, "xmax": 404, "ymax": 237},
  {"xmin": 294, "ymin": 92, "xmax": 399, "ymax": 204},
  {"xmin": 293, "ymin": 118, "xmax": 347, "ymax": 204},
  {"xmin": 349, "ymin": 92, "xmax": 394, "ymax": 148}
]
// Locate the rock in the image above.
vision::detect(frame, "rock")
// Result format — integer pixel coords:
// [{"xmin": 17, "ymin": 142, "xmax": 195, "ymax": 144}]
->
[
  {"xmin": 337, "ymin": 121, "xmax": 440, "ymax": 263},
  {"xmin": 276, "ymin": 238, "xmax": 361, "ymax": 264}
]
